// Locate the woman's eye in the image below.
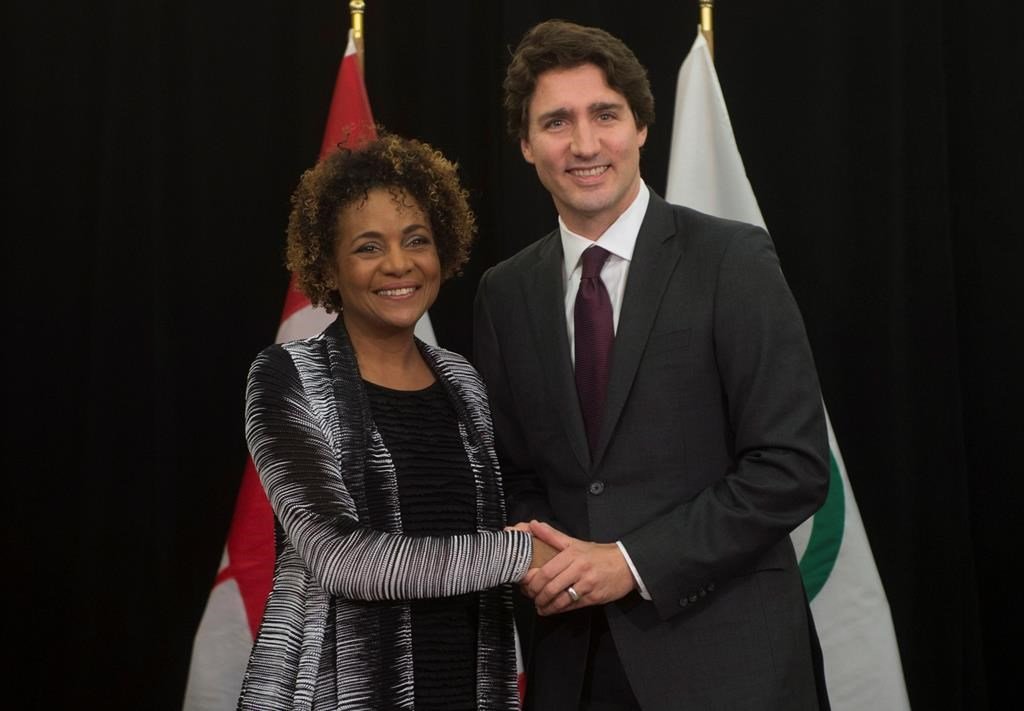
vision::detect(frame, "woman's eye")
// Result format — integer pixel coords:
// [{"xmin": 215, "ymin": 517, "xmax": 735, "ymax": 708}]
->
[
  {"xmin": 408, "ymin": 235, "xmax": 433, "ymax": 247},
  {"xmin": 355, "ymin": 243, "xmax": 380, "ymax": 254}
]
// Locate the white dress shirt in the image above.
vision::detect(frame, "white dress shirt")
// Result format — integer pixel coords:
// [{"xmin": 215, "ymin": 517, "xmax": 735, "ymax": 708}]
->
[
  {"xmin": 560, "ymin": 183, "xmax": 649, "ymax": 359},
  {"xmin": 558, "ymin": 182, "xmax": 653, "ymax": 600}
]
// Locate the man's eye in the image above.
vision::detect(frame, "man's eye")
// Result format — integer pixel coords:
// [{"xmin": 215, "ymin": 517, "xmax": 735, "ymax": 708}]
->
[{"xmin": 545, "ymin": 119, "xmax": 566, "ymax": 129}]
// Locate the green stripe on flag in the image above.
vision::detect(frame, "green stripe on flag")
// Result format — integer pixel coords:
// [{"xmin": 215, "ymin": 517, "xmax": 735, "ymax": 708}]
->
[{"xmin": 799, "ymin": 449, "xmax": 845, "ymax": 601}]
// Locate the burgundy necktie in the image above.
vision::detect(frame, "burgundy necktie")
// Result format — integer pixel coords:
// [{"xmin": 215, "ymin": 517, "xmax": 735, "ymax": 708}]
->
[{"xmin": 574, "ymin": 246, "xmax": 614, "ymax": 453}]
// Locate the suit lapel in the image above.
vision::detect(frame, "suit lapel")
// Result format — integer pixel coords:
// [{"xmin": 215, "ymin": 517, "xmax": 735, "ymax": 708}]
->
[
  {"xmin": 593, "ymin": 195, "xmax": 681, "ymax": 467},
  {"xmin": 523, "ymin": 232, "xmax": 592, "ymax": 472}
]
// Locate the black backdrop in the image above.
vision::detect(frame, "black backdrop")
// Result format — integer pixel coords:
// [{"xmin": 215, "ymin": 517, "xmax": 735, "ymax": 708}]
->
[{"xmin": 7, "ymin": 1, "xmax": 1020, "ymax": 709}]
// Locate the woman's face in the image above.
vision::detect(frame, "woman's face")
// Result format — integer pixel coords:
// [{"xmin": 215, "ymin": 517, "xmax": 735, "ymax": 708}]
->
[{"xmin": 332, "ymin": 187, "xmax": 441, "ymax": 341}]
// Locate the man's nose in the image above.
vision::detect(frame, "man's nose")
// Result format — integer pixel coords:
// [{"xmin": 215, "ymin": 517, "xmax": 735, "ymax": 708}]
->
[{"xmin": 571, "ymin": 122, "xmax": 599, "ymax": 157}]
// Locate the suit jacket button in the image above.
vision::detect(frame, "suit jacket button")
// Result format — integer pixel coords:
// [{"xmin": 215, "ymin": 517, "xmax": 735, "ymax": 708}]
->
[
  {"xmin": 679, "ymin": 597, "xmax": 689, "ymax": 607},
  {"xmin": 689, "ymin": 593, "xmax": 698, "ymax": 603},
  {"xmin": 588, "ymin": 481, "xmax": 605, "ymax": 495},
  {"xmin": 707, "ymin": 582, "xmax": 715, "ymax": 592}
]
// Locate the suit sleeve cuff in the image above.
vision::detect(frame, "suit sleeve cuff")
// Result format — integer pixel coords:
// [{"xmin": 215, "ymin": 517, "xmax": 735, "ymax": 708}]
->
[{"xmin": 616, "ymin": 540, "xmax": 652, "ymax": 600}]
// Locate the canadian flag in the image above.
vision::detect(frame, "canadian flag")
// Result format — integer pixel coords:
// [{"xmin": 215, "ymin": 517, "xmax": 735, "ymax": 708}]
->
[{"xmin": 182, "ymin": 31, "xmax": 435, "ymax": 710}]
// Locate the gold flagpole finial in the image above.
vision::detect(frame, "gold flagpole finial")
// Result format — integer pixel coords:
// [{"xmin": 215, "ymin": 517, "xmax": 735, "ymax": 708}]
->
[
  {"xmin": 699, "ymin": 0, "xmax": 714, "ymax": 60},
  {"xmin": 350, "ymin": 0, "xmax": 366, "ymax": 75}
]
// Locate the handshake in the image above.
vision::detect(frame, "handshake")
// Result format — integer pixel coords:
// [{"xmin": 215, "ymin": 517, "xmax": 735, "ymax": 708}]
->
[{"xmin": 506, "ymin": 520, "xmax": 638, "ymax": 616}]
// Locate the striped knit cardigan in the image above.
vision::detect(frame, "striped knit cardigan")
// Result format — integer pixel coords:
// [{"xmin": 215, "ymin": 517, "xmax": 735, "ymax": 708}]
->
[{"xmin": 237, "ymin": 317, "xmax": 532, "ymax": 710}]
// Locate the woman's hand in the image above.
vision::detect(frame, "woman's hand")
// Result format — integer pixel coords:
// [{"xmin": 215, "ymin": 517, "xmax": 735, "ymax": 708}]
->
[
  {"xmin": 506, "ymin": 520, "xmax": 560, "ymax": 572},
  {"xmin": 529, "ymin": 535, "xmax": 558, "ymax": 569}
]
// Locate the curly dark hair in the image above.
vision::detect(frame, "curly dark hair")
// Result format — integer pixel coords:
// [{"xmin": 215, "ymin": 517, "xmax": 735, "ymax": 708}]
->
[
  {"xmin": 503, "ymin": 19, "xmax": 655, "ymax": 140},
  {"xmin": 286, "ymin": 132, "xmax": 477, "ymax": 314}
]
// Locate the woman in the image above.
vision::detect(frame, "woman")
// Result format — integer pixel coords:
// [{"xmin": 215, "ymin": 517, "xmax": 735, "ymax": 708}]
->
[{"xmin": 237, "ymin": 133, "xmax": 552, "ymax": 710}]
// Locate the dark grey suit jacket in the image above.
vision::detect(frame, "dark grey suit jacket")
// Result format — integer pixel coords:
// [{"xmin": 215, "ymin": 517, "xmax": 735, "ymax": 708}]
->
[{"xmin": 473, "ymin": 193, "xmax": 830, "ymax": 710}]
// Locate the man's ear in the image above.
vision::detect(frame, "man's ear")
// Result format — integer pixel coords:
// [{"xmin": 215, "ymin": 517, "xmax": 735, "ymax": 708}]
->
[{"xmin": 520, "ymin": 136, "xmax": 536, "ymax": 165}]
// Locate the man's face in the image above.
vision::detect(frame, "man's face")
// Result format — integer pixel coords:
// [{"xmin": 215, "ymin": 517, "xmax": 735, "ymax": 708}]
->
[{"xmin": 520, "ymin": 63, "xmax": 648, "ymax": 239}]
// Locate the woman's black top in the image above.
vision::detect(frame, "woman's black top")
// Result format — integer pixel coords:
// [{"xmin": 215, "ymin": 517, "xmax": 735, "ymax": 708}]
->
[{"xmin": 364, "ymin": 378, "xmax": 479, "ymax": 710}]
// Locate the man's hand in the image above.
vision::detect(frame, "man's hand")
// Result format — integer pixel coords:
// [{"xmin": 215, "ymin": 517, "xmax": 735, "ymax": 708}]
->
[{"xmin": 520, "ymin": 520, "xmax": 636, "ymax": 615}]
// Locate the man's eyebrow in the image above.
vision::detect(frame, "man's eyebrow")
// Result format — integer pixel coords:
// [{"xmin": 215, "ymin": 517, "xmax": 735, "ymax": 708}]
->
[
  {"xmin": 590, "ymin": 101, "xmax": 625, "ymax": 113},
  {"xmin": 536, "ymin": 107, "xmax": 571, "ymax": 124}
]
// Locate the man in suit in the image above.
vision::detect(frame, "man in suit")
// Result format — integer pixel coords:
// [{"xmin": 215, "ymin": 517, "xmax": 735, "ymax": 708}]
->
[{"xmin": 473, "ymin": 19, "xmax": 830, "ymax": 711}]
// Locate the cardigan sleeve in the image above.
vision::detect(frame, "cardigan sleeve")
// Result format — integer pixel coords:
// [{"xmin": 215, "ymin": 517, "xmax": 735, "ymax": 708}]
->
[{"xmin": 244, "ymin": 344, "xmax": 533, "ymax": 601}]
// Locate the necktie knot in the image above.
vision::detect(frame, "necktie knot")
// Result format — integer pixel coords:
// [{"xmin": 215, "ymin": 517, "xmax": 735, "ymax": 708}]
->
[{"xmin": 580, "ymin": 246, "xmax": 611, "ymax": 280}]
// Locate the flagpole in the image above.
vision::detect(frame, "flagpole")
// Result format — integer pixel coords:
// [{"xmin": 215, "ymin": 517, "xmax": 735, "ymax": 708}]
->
[
  {"xmin": 350, "ymin": 0, "xmax": 366, "ymax": 76},
  {"xmin": 699, "ymin": 0, "xmax": 714, "ymax": 60}
]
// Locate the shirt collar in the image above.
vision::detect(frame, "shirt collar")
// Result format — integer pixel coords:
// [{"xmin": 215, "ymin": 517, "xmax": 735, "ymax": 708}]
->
[{"xmin": 560, "ymin": 182, "xmax": 650, "ymax": 281}]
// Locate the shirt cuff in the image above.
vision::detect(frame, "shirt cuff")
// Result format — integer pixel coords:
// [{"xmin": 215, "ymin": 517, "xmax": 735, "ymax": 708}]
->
[{"xmin": 616, "ymin": 541, "xmax": 652, "ymax": 600}]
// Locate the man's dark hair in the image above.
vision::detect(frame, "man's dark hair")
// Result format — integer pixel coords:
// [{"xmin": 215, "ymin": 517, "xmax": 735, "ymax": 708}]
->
[{"xmin": 503, "ymin": 19, "xmax": 655, "ymax": 139}]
